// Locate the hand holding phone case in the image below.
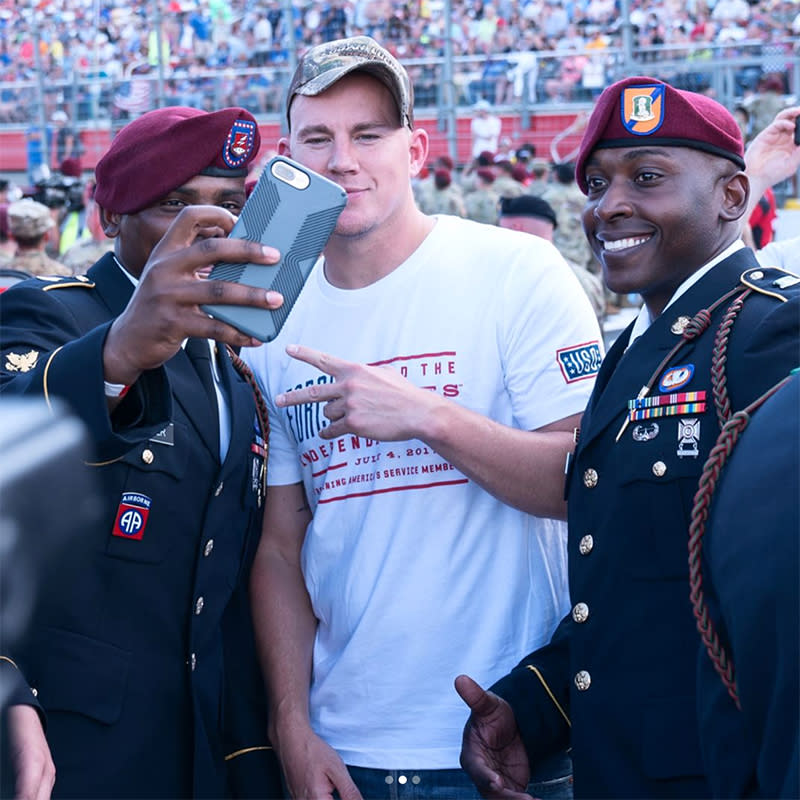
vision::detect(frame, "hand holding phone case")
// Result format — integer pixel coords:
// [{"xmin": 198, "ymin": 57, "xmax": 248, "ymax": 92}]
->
[{"xmin": 202, "ymin": 156, "xmax": 347, "ymax": 341}]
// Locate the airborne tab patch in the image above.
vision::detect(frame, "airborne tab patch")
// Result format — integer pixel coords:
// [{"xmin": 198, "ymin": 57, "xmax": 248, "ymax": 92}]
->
[
  {"xmin": 556, "ymin": 341, "xmax": 602, "ymax": 383},
  {"xmin": 112, "ymin": 492, "xmax": 152, "ymax": 540}
]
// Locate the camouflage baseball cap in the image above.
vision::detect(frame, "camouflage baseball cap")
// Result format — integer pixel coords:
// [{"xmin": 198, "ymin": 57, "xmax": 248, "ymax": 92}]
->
[
  {"xmin": 8, "ymin": 198, "xmax": 54, "ymax": 239},
  {"xmin": 287, "ymin": 36, "xmax": 414, "ymax": 130}
]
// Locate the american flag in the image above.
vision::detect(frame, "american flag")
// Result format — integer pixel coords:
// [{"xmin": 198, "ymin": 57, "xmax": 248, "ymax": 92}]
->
[{"xmin": 114, "ymin": 77, "xmax": 152, "ymax": 114}]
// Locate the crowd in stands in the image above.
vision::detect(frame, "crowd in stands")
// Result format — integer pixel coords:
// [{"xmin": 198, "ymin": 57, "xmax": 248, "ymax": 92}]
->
[{"xmin": 0, "ymin": 0, "xmax": 798, "ymax": 125}]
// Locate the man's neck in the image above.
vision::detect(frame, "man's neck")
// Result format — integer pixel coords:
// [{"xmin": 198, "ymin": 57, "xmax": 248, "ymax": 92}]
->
[{"xmin": 323, "ymin": 207, "xmax": 435, "ymax": 290}]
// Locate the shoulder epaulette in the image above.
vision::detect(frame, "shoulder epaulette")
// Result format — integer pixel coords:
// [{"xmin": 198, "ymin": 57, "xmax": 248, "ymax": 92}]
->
[
  {"xmin": 36, "ymin": 274, "xmax": 95, "ymax": 291},
  {"xmin": 740, "ymin": 266, "xmax": 800, "ymax": 302}
]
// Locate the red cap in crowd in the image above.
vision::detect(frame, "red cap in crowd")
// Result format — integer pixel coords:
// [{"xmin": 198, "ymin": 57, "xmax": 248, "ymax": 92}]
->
[
  {"xmin": 575, "ymin": 76, "xmax": 745, "ymax": 194},
  {"xmin": 60, "ymin": 157, "xmax": 82, "ymax": 177},
  {"xmin": 434, "ymin": 168, "xmax": 452, "ymax": 189},
  {"xmin": 95, "ymin": 106, "xmax": 260, "ymax": 214}
]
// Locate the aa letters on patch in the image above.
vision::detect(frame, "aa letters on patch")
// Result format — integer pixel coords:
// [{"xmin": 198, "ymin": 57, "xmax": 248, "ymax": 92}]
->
[
  {"xmin": 556, "ymin": 341, "xmax": 602, "ymax": 383},
  {"xmin": 112, "ymin": 492, "xmax": 152, "ymax": 540}
]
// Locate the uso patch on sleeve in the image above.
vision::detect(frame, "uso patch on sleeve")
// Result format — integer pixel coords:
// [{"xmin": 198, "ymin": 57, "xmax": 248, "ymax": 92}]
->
[{"xmin": 556, "ymin": 341, "xmax": 602, "ymax": 383}]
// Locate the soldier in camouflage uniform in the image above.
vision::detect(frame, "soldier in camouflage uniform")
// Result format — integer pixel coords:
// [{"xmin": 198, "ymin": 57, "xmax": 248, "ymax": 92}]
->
[
  {"xmin": 60, "ymin": 238, "xmax": 113, "ymax": 276},
  {"xmin": 463, "ymin": 168, "xmax": 500, "ymax": 225},
  {"xmin": 7, "ymin": 198, "xmax": 71, "ymax": 277},
  {"xmin": 525, "ymin": 158, "xmax": 552, "ymax": 197},
  {"xmin": 498, "ymin": 194, "xmax": 606, "ymax": 327},
  {"xmin": 492, "ymin": 159, "xmax": 526, "ymax": 199},
  {"xmin": 426, "ymin": 169, "xmax": 467, "ymax": 217},
  {"xmin": 542, "ymin": 162, "xmax": 595, "ymax": 271}
]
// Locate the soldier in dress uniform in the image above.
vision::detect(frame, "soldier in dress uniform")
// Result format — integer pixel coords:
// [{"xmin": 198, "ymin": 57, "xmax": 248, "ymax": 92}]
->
[
  {"xmin": 457, "ymin": 75, "xmax": 800, "ymax": 799},
  {"xmin": 0, "ymin": 107, "xmax": 285, "ymax": 799},
  {"xmin": 692, "ymin": 370, "xmax": 799, "ymax": 799},
  {"xmin": 7, "ymin": 198, "xmax": 71, "ymax": 277}
]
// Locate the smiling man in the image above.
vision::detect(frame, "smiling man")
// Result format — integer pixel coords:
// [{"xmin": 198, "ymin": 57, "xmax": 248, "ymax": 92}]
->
[
  {"xmin": 458, "ymin": 76, "xmax": 800, "ymax": 799},
  {"xmin": 243, "ymin": 35, "xmax": 601, "ymax": 800}
]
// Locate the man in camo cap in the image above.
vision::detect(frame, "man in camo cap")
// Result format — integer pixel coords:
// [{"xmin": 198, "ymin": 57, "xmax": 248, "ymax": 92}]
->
[
  {"xmin": 244, "ymin": 34, "xmax": 597, "ymax": 800},
  {"xmin": 7, "ymin": 198, "xmax": 71, "ymax": 277}
]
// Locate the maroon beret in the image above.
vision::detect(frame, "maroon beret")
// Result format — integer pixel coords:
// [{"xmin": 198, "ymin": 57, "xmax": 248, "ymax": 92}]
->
[
  {"xmin": 575, "ymin": 76, "xmax": 745, "ymax": 194},
  {"xmin": 437, "ymin": 154, "xmax": 454, "ymax": 171},
  {"xmin": 60, "ymin": 157, "xmax": 82, "ymax": 177},
  {"xmin": 511, "ymin": 164, "xmax": 529, "ymax": 182},
  {"xmin": 95, "ymin": 106, "xmax": 260, "ymax": 214},
  {"xmin": 434, "ymin": 168, "xmax": 452, "ymax": 190}
]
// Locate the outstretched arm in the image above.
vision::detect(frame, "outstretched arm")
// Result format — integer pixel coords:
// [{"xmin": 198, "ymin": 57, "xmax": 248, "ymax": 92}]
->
[{"xmin": 274, "ymin": 345, "xmax": 581, "ymax": 520}]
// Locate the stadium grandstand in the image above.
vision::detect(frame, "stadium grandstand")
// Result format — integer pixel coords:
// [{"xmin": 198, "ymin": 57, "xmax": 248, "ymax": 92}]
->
[{"xmin": 0, "ymin": 0, "xmax": 797, "ymax": 175}]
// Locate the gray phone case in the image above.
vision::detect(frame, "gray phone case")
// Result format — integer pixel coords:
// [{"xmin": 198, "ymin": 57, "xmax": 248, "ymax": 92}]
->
[{"xmin": 202, "ymin": 156, "xmax": 347, "ymax": 342}]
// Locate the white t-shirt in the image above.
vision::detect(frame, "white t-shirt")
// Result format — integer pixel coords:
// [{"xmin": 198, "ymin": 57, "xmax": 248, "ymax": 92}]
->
[{"xmin": 243, "ymin": 215, "xmax": 602, "ymax": 769}]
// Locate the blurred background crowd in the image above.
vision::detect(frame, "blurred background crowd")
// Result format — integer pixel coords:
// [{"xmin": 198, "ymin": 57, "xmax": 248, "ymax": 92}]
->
[
  {"xmin": 0, "ymin": 0, "xmax": 797, "ymax": 328},
  {"xmin": 0, "ymin": 0, "xmax": 797, "ymax": 124}
]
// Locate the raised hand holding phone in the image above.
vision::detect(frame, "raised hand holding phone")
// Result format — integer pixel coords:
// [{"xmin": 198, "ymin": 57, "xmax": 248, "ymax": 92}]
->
[{"xmin": 202, "ymin": 156, "xmax": 347, "ymax": 341}]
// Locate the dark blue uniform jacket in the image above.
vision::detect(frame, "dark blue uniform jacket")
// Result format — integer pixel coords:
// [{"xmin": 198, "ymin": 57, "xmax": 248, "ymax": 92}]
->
[
  {"xmin": 491, "ymin": 248, "xmax": 800, "ymax": 799},
  {"xmin": 0, "ymin": 254, "xmax": 281, "ymax": 799},
  {"xmin": 698, "ymin": 372, "xmax": 799, "ymax": 798}
]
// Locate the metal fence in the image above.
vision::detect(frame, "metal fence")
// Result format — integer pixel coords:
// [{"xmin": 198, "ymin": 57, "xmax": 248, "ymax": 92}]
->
[
  {"xmin": 2, "ymin": 36, "xmax": 798, "ymax": 169},
  {"xmin": 4, "ymin": 37, "xmax": 797, "ymax": 121}
]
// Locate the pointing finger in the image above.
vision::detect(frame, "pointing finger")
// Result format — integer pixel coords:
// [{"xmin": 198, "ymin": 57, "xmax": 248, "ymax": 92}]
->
[{"xmin": 285, "ymin": 344, "xmax": 351, "ymax": 374}]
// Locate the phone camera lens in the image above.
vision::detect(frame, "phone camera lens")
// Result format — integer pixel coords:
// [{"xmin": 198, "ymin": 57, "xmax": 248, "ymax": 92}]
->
[{"xmin": 273, "ymin": 162, "xmax": 295, "ymax": 181}]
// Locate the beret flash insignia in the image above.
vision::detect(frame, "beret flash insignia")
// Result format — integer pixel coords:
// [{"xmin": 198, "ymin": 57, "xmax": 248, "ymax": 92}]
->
[{"xmin": 223, "ymin": 118, "xmax": 257, "ymax": 168}]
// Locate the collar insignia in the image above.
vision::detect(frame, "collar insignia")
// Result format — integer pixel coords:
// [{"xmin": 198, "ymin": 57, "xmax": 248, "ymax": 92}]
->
[{"xmin": 5, "ymin": 350, "xmax": 39, "ymax": 373}]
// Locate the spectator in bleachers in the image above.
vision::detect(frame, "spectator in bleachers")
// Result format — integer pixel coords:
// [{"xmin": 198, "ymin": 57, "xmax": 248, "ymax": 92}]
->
[
  {"xmin": 470, "ymin": 99, "xmax": 501, "ymax": 158},
  {"xmin": 0, "ymin": 0, "xmax": 795, "ymax": 131}
]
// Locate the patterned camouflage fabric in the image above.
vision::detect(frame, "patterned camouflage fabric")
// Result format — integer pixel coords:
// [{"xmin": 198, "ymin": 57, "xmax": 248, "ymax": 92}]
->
[
  {"xmin": 61, "ymin": 239, "xmax": 113, "ymax": 275},
  {"xmin": 542, "ymin": 182, "xmax": 594, "ymax": 269},
  {"xmin": 10, "ymin": 250, "xmax": 72, "ymax": 277},
  {"xmin": 464, "ymin": 189, "xmax": 500, "ymax": 225}
]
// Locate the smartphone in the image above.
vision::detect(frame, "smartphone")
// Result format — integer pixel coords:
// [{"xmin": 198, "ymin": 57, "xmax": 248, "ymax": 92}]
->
[
  {"xmin": 795, "ymin": 114, "xmax": 800, "ymax": 147},
  {"xmin": 202, "ymin": 156, "xmax": 347, "ymax": 342}
]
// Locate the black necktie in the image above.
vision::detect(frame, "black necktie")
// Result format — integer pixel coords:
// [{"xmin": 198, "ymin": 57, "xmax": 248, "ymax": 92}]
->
[{"xmin": 184, "ymin": 338, "xmax": 220, "ymax": 442}]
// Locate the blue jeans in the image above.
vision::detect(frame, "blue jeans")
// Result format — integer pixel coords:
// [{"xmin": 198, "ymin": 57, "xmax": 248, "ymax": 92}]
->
[{"xmin": 345, "ymin": 750, "xmax": 573, "ymax": 799}]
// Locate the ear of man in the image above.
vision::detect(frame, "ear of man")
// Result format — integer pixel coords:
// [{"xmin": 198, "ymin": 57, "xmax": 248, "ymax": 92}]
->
[{"xmin": 719, "ymin": 170, "xmax": 750, "ymax": 224}]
